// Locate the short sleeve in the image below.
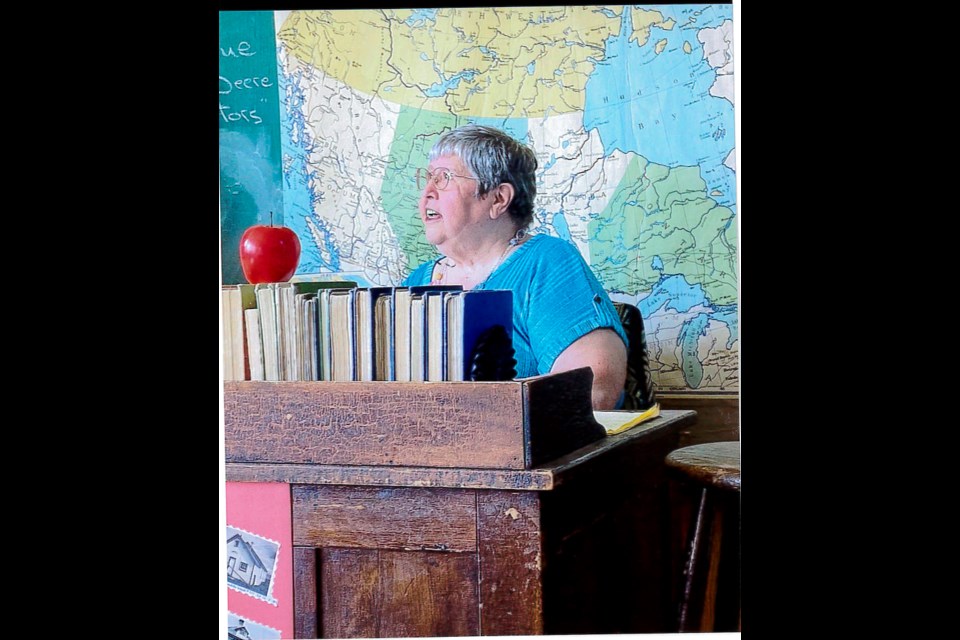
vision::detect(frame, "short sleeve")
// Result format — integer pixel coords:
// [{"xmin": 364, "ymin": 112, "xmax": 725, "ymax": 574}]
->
[{"xmin": 518, "ymin": 239, "xmax": 628, "ymax": 374}]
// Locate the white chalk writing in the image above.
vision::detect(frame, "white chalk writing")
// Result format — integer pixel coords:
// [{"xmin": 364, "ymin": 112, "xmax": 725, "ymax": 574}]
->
[
  {"xmin": 220, "ymin": 41, "xmax": 256, "ymax": 57},
  {"xmin": 219, "ymin": 75, "xmax": 274, "ymax": 94},
  {"xmin": 219, "ymin": 103, "xmax": 263, "ymax": 125}
]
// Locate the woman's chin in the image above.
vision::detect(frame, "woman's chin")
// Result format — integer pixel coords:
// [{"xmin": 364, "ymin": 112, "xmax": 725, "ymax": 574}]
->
[{"xmin": 424, "ymin": 226, "xmax": 445, "ymax": 246}]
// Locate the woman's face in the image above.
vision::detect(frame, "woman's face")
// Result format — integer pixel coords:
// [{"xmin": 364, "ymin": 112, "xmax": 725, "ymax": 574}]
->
[{"xmin": 419, "ymin": 154, "xmax": 493, "ymax": 251}]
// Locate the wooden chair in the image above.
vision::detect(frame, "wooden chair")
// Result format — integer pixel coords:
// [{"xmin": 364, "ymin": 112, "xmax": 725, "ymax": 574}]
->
[{"xmin": 665, "ymin": 441, "xmax": 741, "ymax": 632}]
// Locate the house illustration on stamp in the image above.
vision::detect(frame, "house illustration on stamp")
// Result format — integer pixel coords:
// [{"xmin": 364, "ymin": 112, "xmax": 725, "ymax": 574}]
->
[
  {"xmin": 227, "ymin": 618, "xmax": 252, "ymax": 640},
  {"xmin": 226, "ymin": 531, "xmax": 274, "ymax": 598}
]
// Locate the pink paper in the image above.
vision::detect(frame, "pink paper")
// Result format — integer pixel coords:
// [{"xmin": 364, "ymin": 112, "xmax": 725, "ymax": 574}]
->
[{"xmin": 225, "ymin": 482, "xmax": 293, "ymax": 639}]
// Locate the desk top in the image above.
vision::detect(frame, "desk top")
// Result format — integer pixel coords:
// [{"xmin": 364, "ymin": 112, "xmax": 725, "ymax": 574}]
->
[{"xmin": 225, "ymin": 409, "xmax": 696, "ymax": 491}]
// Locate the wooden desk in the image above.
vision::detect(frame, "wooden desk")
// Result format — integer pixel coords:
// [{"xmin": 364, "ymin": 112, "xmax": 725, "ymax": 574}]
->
[{"xmin": 226, "ymin": 408, "xmax": 696, "ymax": 637}]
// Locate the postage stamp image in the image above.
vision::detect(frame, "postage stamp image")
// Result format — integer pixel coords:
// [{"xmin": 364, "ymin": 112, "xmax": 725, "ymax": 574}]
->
[
  {"xmin": 227, "ymin": 611, "xmax": 281, "ymax": 640},
  {"xmin": 226, "ymin": 525, "xmax": 280, "ymax": 605}
]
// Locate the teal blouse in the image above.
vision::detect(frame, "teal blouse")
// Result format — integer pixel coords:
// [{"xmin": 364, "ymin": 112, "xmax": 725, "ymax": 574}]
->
[{"xmin": 403, "ymin": 234, "xmax": 628, "ymax": 378}]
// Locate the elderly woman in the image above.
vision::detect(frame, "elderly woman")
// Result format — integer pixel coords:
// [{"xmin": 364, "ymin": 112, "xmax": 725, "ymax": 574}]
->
[{"xmin": 403, "ymin": 124, "xmax": 628, "ymax": 409}]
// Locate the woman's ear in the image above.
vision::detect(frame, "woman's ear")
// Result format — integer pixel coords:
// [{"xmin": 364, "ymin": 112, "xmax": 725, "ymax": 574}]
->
[{"xmin": 488, "ymin": 183, "xmax": 515, "ymax": 220}]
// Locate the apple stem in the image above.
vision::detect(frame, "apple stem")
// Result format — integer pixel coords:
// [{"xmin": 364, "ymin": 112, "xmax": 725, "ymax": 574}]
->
[{"xmin": 270, "ymin": 211, "xmax": 274, "ymax": 227}]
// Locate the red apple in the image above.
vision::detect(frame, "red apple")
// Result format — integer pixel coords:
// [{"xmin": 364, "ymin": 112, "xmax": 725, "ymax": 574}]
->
[{"xmin": 239, "ymin": 220, "xmax": 301, "ymax": 283}]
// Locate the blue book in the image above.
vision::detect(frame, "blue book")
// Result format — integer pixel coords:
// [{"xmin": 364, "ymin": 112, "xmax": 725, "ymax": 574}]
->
[
  {"xmin": 408, "ymin": 285, "xmax": 464, "ymax": 295},
  {"xmin": 445, "ymin": 289, "xmax": 514, "ymax": 381}
]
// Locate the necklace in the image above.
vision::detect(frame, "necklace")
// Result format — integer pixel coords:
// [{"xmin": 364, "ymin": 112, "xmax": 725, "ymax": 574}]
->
[{"xmin": 433, "ymin": 228, "xmax": 528, "ymax": 286}]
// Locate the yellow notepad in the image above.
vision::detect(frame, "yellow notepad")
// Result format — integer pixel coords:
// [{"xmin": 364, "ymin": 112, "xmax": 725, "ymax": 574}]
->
[{"xmin": 593, "ymin": 403, "xmax": 661, "ymax": 436}]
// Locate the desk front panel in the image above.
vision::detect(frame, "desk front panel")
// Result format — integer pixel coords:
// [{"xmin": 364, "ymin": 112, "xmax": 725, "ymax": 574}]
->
[{"xmin": 292, "ymin": 485, "xmax": 543, "ymax": 638}]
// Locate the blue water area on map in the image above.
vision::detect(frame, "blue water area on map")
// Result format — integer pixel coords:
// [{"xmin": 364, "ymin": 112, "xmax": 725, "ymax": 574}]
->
[
  {"xmin": 404, "ymin": 9, "xmax": 438, "ymax": 26},
  {"xmin": 701, "ymin": 160, "xmax": 737, "ymax": 210},
  {"xmin": 552, "ymin": 211, "xmax": 572, "ymax": 242},
  {"xmin": 527, "ymin": 61, "xmax": 536, "ymax": 75},
  {"xmin": 424, "ymin": 70, "xmax": 477, "ymax": 97},
  {"xmin": 582, "ymin": 5, "xmax": 735, "ymax": 203},
  {"xmin": 637, "ymin": 274, "xmax": 708, "ymax": 316},
  {"xmin": 278, "ymin": 60, "xmax": 340, "ymax": 273},
  {"xmin": 678, "ymin": 312, "xmax": 710, "ymax": 388},
  {"xmin": 712, "ymin": 304, "xmax": 738, "ymax": 348},
  {"xmin": 650, "ymin": 255, "xmax": 664, "ymax": 271}
]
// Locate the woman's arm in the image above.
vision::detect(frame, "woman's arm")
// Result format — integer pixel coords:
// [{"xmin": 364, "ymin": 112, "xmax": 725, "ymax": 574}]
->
[{"xmin": 550, "ymin": 327, "xmax": 627, "ymax": 410}]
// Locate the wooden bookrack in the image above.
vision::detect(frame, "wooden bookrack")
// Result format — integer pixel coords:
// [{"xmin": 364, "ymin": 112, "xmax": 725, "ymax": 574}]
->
[{"xmin": 223, "ymin": 366, "xmax": 605, "ymax": 470}]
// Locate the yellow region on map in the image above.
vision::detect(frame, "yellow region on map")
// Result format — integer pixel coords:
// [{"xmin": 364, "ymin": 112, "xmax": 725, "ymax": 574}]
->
[
  {"xmin": 278, "ymin": 7, "xmax": 632, "ymax": 117},
  {"xmin": 629, "ymin": 8, "xmax": 674, "ymax": 47}
]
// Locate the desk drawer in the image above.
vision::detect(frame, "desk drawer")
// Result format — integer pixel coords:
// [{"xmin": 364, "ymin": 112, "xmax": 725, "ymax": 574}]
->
[{"xmin": 292, "ymin": 485, "xmax": 477, "ymax": 552}]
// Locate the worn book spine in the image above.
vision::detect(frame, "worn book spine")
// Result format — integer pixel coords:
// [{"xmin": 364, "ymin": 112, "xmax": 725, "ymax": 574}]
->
[
  {"xmin": 374, "ymin": 292, "xmax": 395, "ymax": 381},
  {"xmin": 237, "ymin": 284, "xmax": 257, "ymax": 380},
  {"xmin": 329, "ymin": 289, "xmax": 357, "ymax": 381},
  {"xmin": 222, "ymin": 287, "xmax": 236, "ymax": 381},
  {"xmin": 255, "ymin": 284, "xmax": 281, "ymax": 381},
  {"xmin": 409, "ymin": 293, "xmax": 425, "ymax": 382},
  {"xmin": 425, "ymin": 290, "xmax": 448, "ymax": 382},
  {"xmin": 394, "ymin": 288, "xmax": 411, "ymax": 381},
  {"xmin": 244, "ymin": 308, "xmax": 265, "ymax": 381},
  {"xmin": 318, "ymin": 289, "xmax": 332, "ymax": 381}
]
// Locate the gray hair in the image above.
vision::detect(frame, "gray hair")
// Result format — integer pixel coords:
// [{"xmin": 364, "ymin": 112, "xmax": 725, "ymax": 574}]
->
[{"xmin": 429, "ymin": 124, "xmax": 538, "ymax": 228}]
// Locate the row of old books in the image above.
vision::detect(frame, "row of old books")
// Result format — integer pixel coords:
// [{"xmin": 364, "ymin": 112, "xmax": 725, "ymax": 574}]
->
[{"xmin": 221, "ymin": 281, "xmax": 514, "ymax": 382}]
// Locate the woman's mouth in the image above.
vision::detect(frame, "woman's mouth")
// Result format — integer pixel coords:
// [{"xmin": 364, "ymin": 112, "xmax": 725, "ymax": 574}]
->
[{"xmin": 425, "ymin": 208, "xmax": 440, "ymax": 220}]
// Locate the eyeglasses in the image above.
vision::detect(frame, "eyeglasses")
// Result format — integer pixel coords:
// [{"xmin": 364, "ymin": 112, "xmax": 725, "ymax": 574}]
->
[{"xmin": 416, "ymin": 167, "xmax": 479, "ymax": 191}]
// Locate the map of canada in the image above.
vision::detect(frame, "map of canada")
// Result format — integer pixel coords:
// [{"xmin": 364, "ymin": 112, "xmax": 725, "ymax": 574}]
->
[{"xmin": 272, "ymin": 5, "xmax": 738, "ymax": 393}]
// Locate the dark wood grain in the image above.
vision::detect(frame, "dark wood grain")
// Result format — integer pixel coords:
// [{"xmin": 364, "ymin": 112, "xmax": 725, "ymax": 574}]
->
[
  {"xmin": 525, "ymin": 366, "xmax": 605, "ymax": 466},
  {"xmin": 293, "ymin": 547, "xmax": 318, "ymax": 639},
  {"xmin": 545, "ymin": 410, "xmax": 695, "ymax": 488},
  {"xmin": 477, "ymin": 490, "xmax": 543, "ymax": 636},
  {"xmin": 223, "ymin": 390, "xmax": 701, "ymax": 636},
  {"xmin": 223, "ymin": 369, "xmax": 608, "ymax": 470},
  {"xmin": 712, "ymin": 490, "xmax": 741, "ymax": 632},
  {"xmin": 224, "ymin": 379, "xmax": 525, "ymax": 468},
  {"xmin": 292, "ymin": 485, "xmax": 477, "ymax": 552},
  {"xmin": 226, "ymin": 461, "xmax": 556, "ymax": 490},
  {"xmin": 377, "ymin": 550, "xmax": 480, "ymax": 637},
  {"xmin": 225, "ymin": 410, "xmax": 699, "ymax": 491},
  {"xmin": 320, "ymin": 548, "xmax": 480, "ymax": 638},
  {"xmin": 319, "ymin": 548, "xmax": 381, "ymax": 638},
  {"xmin": 659, "ymin": 394, "xmax": 739, "ymax": 446},
  {"xmin": 539, "ymin": 418, "xmax": 683, "ymax": 634},
  {"xmin": 665, "ymin": 441, "xmax": 741, "ymax": 633},
  {"xmin": 700, "ymin": 499, "xmax": 725, "ymax": 630}
]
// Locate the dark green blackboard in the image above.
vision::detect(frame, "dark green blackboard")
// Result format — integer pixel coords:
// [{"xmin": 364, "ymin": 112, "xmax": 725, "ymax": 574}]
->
[{"xmin": 219, "ymin": 11, "xmax": 284, "ymax": 285}]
